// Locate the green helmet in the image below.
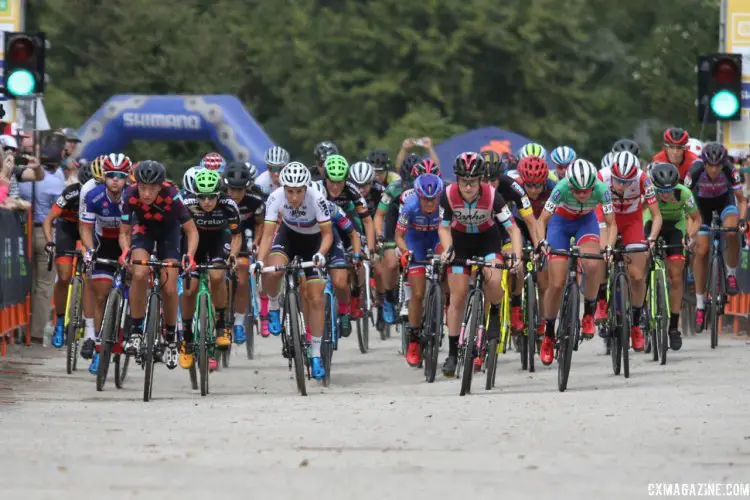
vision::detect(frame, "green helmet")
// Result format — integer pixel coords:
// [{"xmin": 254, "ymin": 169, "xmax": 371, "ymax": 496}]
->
[
  {"xmin": 194, "ymin": 169, "xmax": 221, "ymax": 194},
  {"xmin": 324, "ymin": 154, "xmax": 349, "ymax": 181}
]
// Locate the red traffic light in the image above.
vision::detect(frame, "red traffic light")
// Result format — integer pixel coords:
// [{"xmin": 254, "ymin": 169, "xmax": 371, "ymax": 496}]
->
[
  {"xmin": 7, "ymin": 36, "xmax": 35, "ymax": 62},
  {"xmin": 712, "ymin": 58, "xmax": 740, "ymax": 84}
]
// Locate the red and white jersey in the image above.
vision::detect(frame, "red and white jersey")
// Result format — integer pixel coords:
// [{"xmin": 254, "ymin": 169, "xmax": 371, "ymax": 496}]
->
[{"xmin": 597, "ymin": 167, "xmax": 656, "ymax": 215}]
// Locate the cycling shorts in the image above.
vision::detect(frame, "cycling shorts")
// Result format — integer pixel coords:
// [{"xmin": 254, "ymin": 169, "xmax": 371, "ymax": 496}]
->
[
  {"xmin": 131, "ymin": 222, "xmax": 181, "ymax": 261},
  {"xmin": 195, "ymin": 231, "xmax": 230, "ymax": 264},
  {"xmin": 645, "ymin": 220, "xmax": 685, "ymax": 261},
  {"xmin": 405, "ymin": 230, "xmax": 441, "ymax": 276},
  {"xmin": 54, "ymin": 220, "xmax": 79, "ymax": 264},
  {"xmin": 238, "ymin": 219, "xmax": 256, "ymax": 256},
  {"xmin": 383, "ymin": 208, "xmax": 398, "ymax": 243},
  {"xmin": 92, "ymin": 236, "xmax": 121, "ymax": 281},
  {"xmin": 498, "ymin": 215, "xmax": 531, "ymax": 250},
  {"xmin": 614, "ymin": 212, "xmax": 647, "ymax": 247},
  {"xmin": 270, "ymin": 222, "xmax": 346, "ymax": 280},
  {"xmin": 449, "ymin": 226, "xmax": 503, "ymax": 275},
  {"xmin": 547, "ymin": 212, "xmax": 599, "ymax": 258},
  {"xmin": 697, "ymin": 194, "xmax": 738, "ymax": 234}
]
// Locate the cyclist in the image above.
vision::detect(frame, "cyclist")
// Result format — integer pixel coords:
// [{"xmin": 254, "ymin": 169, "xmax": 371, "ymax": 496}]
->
[
  {"xmin": 600, "ymin": 152, "xmax": 615, "ymax": 171},
  {"xmin": 256, "ymin": 146, "xmax": 290, "ymax": 195},
  {"xmin": 182, "ymin": 166, "xmax": 202, "ymax": 197},
  {"xmin": 684, "ymin": 142, "xmax": 746, "ymax": 330},
  {"xmin": 645, "ymin": 162, "xmax": 701, "ymax": 350},
  {"xmin": 517, "ymin": 142, "xmax": 547, "ymax": 161},
  {"xmin": 120, "ymin": 161, "xmax": 199, "ymax": 359},
  {"xmin": 549, "ymin": 146, "xmax": 577, "ymax": 181},
  {"xmin": 539, "ymin": 159, "xmax": 617, "ymax": 365},
  {"xmin": 482, "ymin": 151, "xmax": 503, "ymax": 187},
  {"xmin": 651, "ymin": 127, "xmax": 700, "ymax": 181},
  {"xmin": 79, "ymin": 154, "xmax": 132, "ymax": 371},
  {"xmin": 368, "ymin": 148, "xmax": 401, "ymax": 187},
  {"xmin": 396, "ymin": 173, "xmax": 444, "ymax": 367},
  {"xmin": 200, "ymin": 152, "xmax": 227, "ymax": 173},
  {"xmin": 43, "ymin": 164, "xmax": 92, "ymax": 348},
  {"xmin": 312, "ymin": 141, "xmax": 339, "ymax": 182},
  {"xmin": 349, "ymin": 160, "xmax": 385, "ymax": 218},
  {"xmin": 255, "ymin": 162, "xmax": 345, "ymax": 381},
  {"xmin": 612, "ymin": 138, "xmax": 640, "ymax": 157},
  {"xmin": 438, "ymin": 152, "xmax": 523, "ymax": 377},
  {"xmin": 223, "ymin": 161, "xmax": 266, "ymax": 346}
]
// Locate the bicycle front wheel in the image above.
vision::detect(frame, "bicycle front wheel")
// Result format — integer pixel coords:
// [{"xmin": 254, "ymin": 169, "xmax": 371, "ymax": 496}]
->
[
  {"xmin": 97, "ymin": 289, "xmax": 122, "ymax": 392},
  {"xmin": 197, "ymin": 294, "xmax": 210, "ymax": 397},
  {"xmin": 65, "ymin": 278, "xmax": 83, "ymax": 375},
  {"xmin": 708, "ymin": 256, "xmax": 721, "ymax": 349},
  {"xmin": 557, "ymin": 281, "xmax": 578, "ymax": 392},
  {"xmin": 525, "ymin": 276, "xmax": 537, "ymax": 373},
  {"xmin": 423, "ymin": 282, "xmax": 442, "ymax": 384},
  {"xmin": 614, "ymin": 273, "xmax": 631, "ymax": 378},
  {"xmin": 321, "ymin": 293, "xmax": 334, "ymax": 388},
  {"xmin": 656, "ymin": 272, "xmax": 669, "ymax": 365},
  {"xmin": 143, "ymin": 294, "xmax": 160, "ymax": 402},
  {"xmin": 460, "ymin": 291, "xmax": 482, "ymax": 396},
  {"xmin": 287, "ymin": 293, "xmax": 307, "ymax": 396}
]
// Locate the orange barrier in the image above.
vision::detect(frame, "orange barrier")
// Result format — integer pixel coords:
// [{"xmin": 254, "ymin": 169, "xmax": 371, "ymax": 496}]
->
[
  {"xmin": 719, "ymin": 293, "xmax": 750, "ymax": 334},
  {"xmin": 0, "ymin": 209, "xmax": 32, "ymax": 356}
]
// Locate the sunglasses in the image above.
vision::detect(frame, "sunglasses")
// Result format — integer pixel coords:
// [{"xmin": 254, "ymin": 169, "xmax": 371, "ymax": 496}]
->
[
  {"xmin": 197, "ymin": 194, "xmax": 219, "ymax": 200},
  {"xmin": 525, "ymin": 183, "xmax": 544, "ymax": 189},
  {"xmin": 706, "ymin": 163, "xmax": 722, "ymax": 168},
  {"xmin": 656, "ymin": 187, "xmax": 674, "ymax": 194},
  {"xmin": 664, "ymin": 144, "xmax": 686, "ymax": 150},
  {"xmin": 104, "ymin": 171, "xmax": 128, "ymax": 180},
  {"xmin": 613, "ymin": 177, "xmax": 636, "ymax": 185},
  {"xmin": 3, "ymin": 147, "xmax": 16, "ymax": 153},
  {"xmin": 571, "ymin": 188, "xmax": 593, "ymax": 195},
  {"xmin": 457, "ymin": 178, "xmax": 481, "ymax": 187},
  {"xmin": 268, "ymin": 165, "xmax": 284, "ymax": 173}
]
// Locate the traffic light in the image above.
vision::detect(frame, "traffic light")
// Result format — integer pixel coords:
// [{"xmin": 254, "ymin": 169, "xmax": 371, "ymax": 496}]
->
[
  {"xmin": 697, "ymin": 53, "xmax": 743, "ymax": 123},
  {"xmin": 3, "ymin": 32, "xmax": 46, "ymax": 98}
]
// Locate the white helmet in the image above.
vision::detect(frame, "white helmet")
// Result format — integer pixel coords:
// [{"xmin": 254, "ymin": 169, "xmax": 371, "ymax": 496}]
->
[
  {"xmin": 601, "ymin": 151, "xmax": 615, "ymax": 171},
  {"xmin": 687, "ymin": 138, "xmax": 703, "ymax": 157},
  {"xmin": 566, "ymin": 159, "xmax": 597, "ymax": 190},
  {"xmin": 264, "ymin": 146, "xmax": 290, "ymax": 167},
  {"xmin": 244, "ymin": 162, "xmax": 258, "ymax": 184},
  {"xmin": 349, "ymin": 161, "xmax": 374, "ymax": 185},
  {"xmin": 611, "ymin": 151, "xmax": 640, "ymax": 180},
  {"xmin": 280, "ymin": 161, "xmax": 311, "ymax": 187},
  {"xmin": 183, "ymin": 166, "xmax": 202, "ymax": 195}
]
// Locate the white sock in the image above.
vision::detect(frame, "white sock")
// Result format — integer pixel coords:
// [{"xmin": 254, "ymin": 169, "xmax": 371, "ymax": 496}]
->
[
  {"xmin": 728, "ymin": 266, "xmax": 737, "ymax": 277},
  {"xmin": 696, "ymin": 294, "xmax": 705, "ymax": 309},
  {"xmin": 84, "ymin": 318, "xmax": 95, "ymax": 340},
  {"xmin": 311, "ymin": 336, "xmax": 322, "ymax": 357},
  {"xmin": 268, "ymin": 294, "xmax": 280, "ymax": 310},
  {"xmin": 405, "ymin": 282, "xmax": 412, "ymax": 300},
  {"xmin": 234, "ymin": 313, "xmax": 244, "ymax": 326}
]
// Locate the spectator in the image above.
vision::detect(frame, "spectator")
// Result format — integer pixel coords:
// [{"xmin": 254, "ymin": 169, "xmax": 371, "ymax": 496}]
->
[
  {"xmin": 17, "ymin": 146, "xmax": 65, "ymax": 341},
  {"xmin": 58, "ymin": 128, "xmax": 82, "ymax": 184}
]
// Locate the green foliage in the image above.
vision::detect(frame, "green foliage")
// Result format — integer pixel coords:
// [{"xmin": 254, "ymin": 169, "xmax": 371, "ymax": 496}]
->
[{"xmin": 31, "ymin": 0, "xmax": 721, "ymax": 172}]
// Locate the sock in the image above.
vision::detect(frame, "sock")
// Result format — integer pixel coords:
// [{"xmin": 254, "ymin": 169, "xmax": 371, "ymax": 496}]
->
[
  {"xmin": 377, "ymin": 292, "xmax": 385, "ymax": 305},
  {"xmin": 632, "ymin": 306, "xmax": 642, "ymax": 325},
  {"xmin": 696, "ymin": 294, "xmax": 705, "ymax": 309},
  {"xmin": 234, "ymin": 313, "xmax": 244, "ymax": 326},
  {"xmin": 55, "ymin": 314, "xmax": 64, "ymax": 327},
  {"xmin": 339, "ymin": 302, "xmax": 350, "ymax": 315},
  {"xmin": 598, "ymin": 283, "xmax": 607, "ymax": 301},
  {"xmin": 584, "ymin": 299, "xmax": 596, "ymax": 317},
  {"xmin": 404, "ymin": 282, "xmax": 412, "ymax": 300},
  {"xmin": 165, "ymin": 324, "xmax": 176, "ymax": 343},
  {"xmin": 728, "ymin": 266, "xmax": 737, "ymax": 277},
  {"xmin": 260, "ymin": 295, "xmax": 269, "ymax": 316},
  {"xmin": 215, "ymin": 308, "xmax": 226, "ymax": 329},
  {"xmin": 489, "ymin": 303, "xmax": 500, "ymax": 316},
  {"xmin": 311, "ymin": 336, "xmax": 322, "ymax": 357},
  {"xmin": 448, "ymin": 336, "xmax": 458, "ymax": 357},
  {"xmin": 131, "ymin": 317, "xmax": 144, "ymax": 333},
  {"xmin": 85, "ymin": 318, "xmax": 95, "ymax": 340},
  {"xmin": 669, "ymin": 313, "xmax": 680, "ymax": 330},
  {"xmin": 268, "ymin": 294, "xmax": 280, "ymax": 310},
  {"xmin": 182, "ymin": 319, "xmax": 193, "ymax": 343},
  {"xmin": 511, "ymin": 294, "xmax": 522, "ymax": 307},
  {"xmin": 385, "ymin": 288, "xmax": 397, "ymax": 304},
  {"xmin": 546, "ymin": 318, "xmax": 556, "ymax": 338}
]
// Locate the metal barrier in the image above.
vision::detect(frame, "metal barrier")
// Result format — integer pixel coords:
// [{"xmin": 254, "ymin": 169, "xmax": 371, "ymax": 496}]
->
[{"xmin": 0, "ymin": 208, "xmax": 32, "ymax": 355}]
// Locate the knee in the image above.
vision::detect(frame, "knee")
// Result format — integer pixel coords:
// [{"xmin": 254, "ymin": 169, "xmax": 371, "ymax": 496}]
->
[
  {"xmin": 162, "ymin": 279, "xmax": 177, "ymax": 296},
  {"xmin": 308, "ymin": 292, "xmax": 325, "ymax": 310},
  {"xmin": 132, "ymin": 267, "xmax": 150, "ymax": 283}
]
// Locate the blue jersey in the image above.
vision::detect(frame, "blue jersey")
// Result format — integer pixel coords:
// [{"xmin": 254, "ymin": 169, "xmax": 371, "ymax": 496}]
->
[
  {"xmin": 81, "ymin": 184, "xmax": 123, "ymax": 240},
  {"xmin": 396, "ymin": 194, "xmax": 441, "ymax": 236}
]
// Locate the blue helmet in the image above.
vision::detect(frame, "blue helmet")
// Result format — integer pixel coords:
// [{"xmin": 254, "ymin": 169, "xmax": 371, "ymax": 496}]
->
[
  {"xmin": 550, "ymin": 146, "xmax": 577, "ymax": 168},
  {"xmin": 414, "ymin": 173, "xmax": 444, "ymax": 199}
]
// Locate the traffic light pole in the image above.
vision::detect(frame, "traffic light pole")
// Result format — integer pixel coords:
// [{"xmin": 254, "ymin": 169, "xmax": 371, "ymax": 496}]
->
[{"xmin": 718, "ymin": 0, "xmax": 727, "ymax": 144}]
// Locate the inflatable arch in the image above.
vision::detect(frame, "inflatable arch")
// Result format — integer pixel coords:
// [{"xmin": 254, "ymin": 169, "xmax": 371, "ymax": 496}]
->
[{"xmin": 77, "ymin": 95, "xmax": 275, "ymax": 168}]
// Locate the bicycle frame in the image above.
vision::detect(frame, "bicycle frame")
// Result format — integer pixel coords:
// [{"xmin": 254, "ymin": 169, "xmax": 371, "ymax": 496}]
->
[{"xmin": 193, "ymin": 269, "xmax": 217, "ymax": 360}]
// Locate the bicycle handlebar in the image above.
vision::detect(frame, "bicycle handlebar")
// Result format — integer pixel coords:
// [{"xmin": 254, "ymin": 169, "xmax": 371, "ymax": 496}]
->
[
  {"xmin": 130, "ymin": 259, "xmax": 182, "ymax": 269},
  {"xmin": 611, "ymin": 244, "xmax": 649, "ymax": 255},
  {"xmin": 450, "ymin": 256, "xmax": 517, "ymax": 270},
  {"xmin": 260, "ymin": 260, "xmax": 318, "ymax": 274},
  {"xmin": 549, "ymin": 249, "xmax": 605, "ymax": 260},
  {"xmin": 94, "ymin": 257, "xmax": 120, "ymax": 266}
]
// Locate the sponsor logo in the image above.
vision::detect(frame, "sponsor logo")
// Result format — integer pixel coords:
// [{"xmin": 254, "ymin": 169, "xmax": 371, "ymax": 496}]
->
[{"xmin": 123, "ymin": 112, "xmax": 201, "ymax": 130}]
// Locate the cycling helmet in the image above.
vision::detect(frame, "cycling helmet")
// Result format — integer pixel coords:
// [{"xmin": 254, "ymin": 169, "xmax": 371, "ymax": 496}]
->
[
  {"xmin": 314, "ymin": 141, "xmax": 339, "ymax": 166},
  {"xmin": 701, "ymin": 142, "xmax": 727, "ymax": 165},
  {"xmin": 518, "ymin": 156, "xmax": 549, "ymax": 185},
  {"xmin": 649, "ymin": 162, "xmax": 680, "ymax": 190},
  {"xmin": 280, "ymin": 161, "xmax": 312, "ymax": 187},
  {"xmin": 611, "ymin": 151, "xmax": 640, "ymax": 180},
  {"xmin": 550, "ymin": 146, "xmax": 577, "ymax": 168},
  {"xmin": 566, "ymin": 159, "xmax": 597, "ymax": 190},
  {"xmin": 245, "ymin": 162, "xmax": 258, "ymax": 184},
  {"xmin": 349, "ymin": 161, "xmax": 375, "ymax": 185},
  {"xmin": 367, "ymin": 149, "xmax": 391, "ymax": 171},
  {"xmin": 90, "ymin": 155, "xmax": 106, "ymax": 182},
  {"xmin": 77, "ymin": 163, "xmax": 93, "ymax": 185},
  {"xmin": 400, "ymin": 153, "xmax": 422, "ymax": 181},
  {"xmin": 223, "ymin": 161, "xmax": 252, "ymax": 188},
  {"xmin": 135, "ymin": 160, "xmax": 167, "ymax": 185},
  {"xmin": 200, "ymin": 152, "xmax": 226, "ymax": 171},
  {"xmin": 499, "ymin": 152, "xmax": 517, "ymax": 173},
  {"xmin": 453, "ymin": 152, "xmax": 485, "ymax": 178},
  {"xmin": 601, "ymin": 152, "xmax": 615, "ymax": 171},
  {"xmin": 194, "ymin": 169, "xmax": 222, "ymax": 194},
  {"xmin": 264, "ymin": 146, "xmax": 290, "ymax": 167},
  {"xmin": 324, "ymin": 154, "xmax": 349, "ymax": 181},
  {"xmin": 102, "ymin": 153, "xmax": 132, "ymax": 173},
  {"xmin": 182, "ymin": 166, "xmax": 201, "ymax": 195},
  {"xmin": 663, "ymin": 127, "xmax": 689, "ymax": 146},
  {"xmin": 411, "ymin": 158, "xmax": 441, "ymax": 179},
  {"xmin": 481, "ymin": 151, "xmax": 502, "ymax": 180},
  {"xmin": 687, "ymin": 138, "xmax": 703, "ymax": 157},
  {"xmin": 518, "ymin": 142, "xmax": 547, "ymax": 160},
  {"xmin": 611, "ymin": 138, "xmax": 640, "ymax": 157},
  {"xmin": 414, "ymin": 173, "xmax": 444, "ymax": 200}
]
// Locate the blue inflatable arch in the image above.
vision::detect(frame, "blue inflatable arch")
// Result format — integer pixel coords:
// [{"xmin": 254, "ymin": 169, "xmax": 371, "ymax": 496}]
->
[{"xmin": 77, "ymin": 95, "xmax": 275, "ymax": 168}]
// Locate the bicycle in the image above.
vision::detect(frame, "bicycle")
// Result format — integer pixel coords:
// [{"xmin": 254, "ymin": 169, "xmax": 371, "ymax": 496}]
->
[
  {"xmin": 520, "ymin": 243, "xmax": 542, "ymax": 373},
  {"xmin": 681, "ymin": 250, "xmax": 697, "ymax": 337},
  {"xmin": 257, "ymin": 257, "xmax": 318, "ymax": 396},
  {"xmin": 643, "ymin": 240, "xmax": 682, "ymax": 365},
  {"xmin": 95, "ymin": 257, "xmax": 131, "ymax": 391},
  {"xmin": 484, "ymin": 256, "xmax": 512, "ymax": 391},
  {"xmin": 48, "ymin": 249, "xmax": 87, "ymax": 375},
  {"xmin": 218, "ymin": 262, "xmax": 238, "ymax": 369},
  {"xmin": 412, "ymin": 255, "xmax": 445, "ymax": 383},
  {"xmin": 131, "ymin": 258, "xmax": 183, "ymax": 402},
  {"xmin": 322, "ymin": 261, "xmax": 354, "ymax": 387},
  {"xmin": 353, "ymin": 256, "xmax": 372, "ymax": 355},
  {"xmin": 243, "ymin": 240, "xmax": 260, "ymax": 360},
  {"xmin": 702, "ymin": 211, "xmax": 739, "ymax": 349},
  {"xmin": 549, "ymin": 246, "xmax": 605, "ymax": 392}
]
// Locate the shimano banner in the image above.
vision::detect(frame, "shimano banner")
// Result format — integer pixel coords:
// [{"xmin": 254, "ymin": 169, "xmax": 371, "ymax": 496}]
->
[
  {"xmin": 77, "ymin": 95, "xmax": 275, "ymax": 167},
  {"xmin": 435, "ymin": 127, "xmax": 535, "ymax": 181}
]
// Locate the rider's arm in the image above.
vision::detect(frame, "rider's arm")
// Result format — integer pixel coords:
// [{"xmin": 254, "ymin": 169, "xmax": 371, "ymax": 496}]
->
[
  {"xmin": 119, "ymin": 222, "xmax": 132, "ymax": 251},
  {"xmin": 394, "ymin": 139, "xmax": 412, "ymax": 174},
  {"xmin": 225, "ymin": 198, "xmax": 243, "ymax": 258},
  {"xmin": 394, "ymin": 205, "xmax": 410, "ymax": 255},
  {"xmin": 182, "ymin": 220, "xmax": 199, "ymax": 259},
  {"xmin": 604, "ymin": 212, "xmax": 618, "ymax": 247},
  {"xmin": 424, "ymin": 138, "xmax": 439, "ymax": 168},
  {"xmin": 438, "ymin": 191, "xmax": 453, "ymax": 251},
  {"xmin": 318, "ymin": 222, "xmax": 333, "ymax": 256},
  {"xmin": 42, "ymin": 208, "xmax": 58, "ymax": 244},
  {"xmin": 646, "ymin": 203, "xmax": 662, "ymax": 241},
  {"xmin": 257, "ymin": 221, "xmax": 276, "ymax": 263},
  {"xmin": 374, "ymin": 206, "xmax": 386, "ymax": 238}
]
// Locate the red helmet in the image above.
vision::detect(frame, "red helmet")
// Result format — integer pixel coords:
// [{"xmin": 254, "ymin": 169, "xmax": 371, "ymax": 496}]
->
[
  {"xmin": 518, "ymin": 156, "xmax": 549, "ymax": 185},
  {"xmin": 611, "ymin": 151, "xmax": 640, "ymax": 180},
  {"xmin": 663, "ymin": 127, "xmax": 688, "ymax": 146},
  {"xmin": 411, "ymin": 158, "xmax": 441, "ymax": 179},
  {"xmin": 200, "ymin": 152, "xmax": 226, "ymax": 171},
  {"xmin": 453, "ymin": 152, "xmax": 485, "ymax": 178},
  {"xmin": 102, "ymin": 153, "xmax": 132, "ymax": 172}
]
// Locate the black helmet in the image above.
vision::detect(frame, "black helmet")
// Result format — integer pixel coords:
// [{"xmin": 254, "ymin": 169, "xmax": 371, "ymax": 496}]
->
[
  {"xmin": 481, "ymin": 150, "xmax": 502, "ymax": 180},
  {"xmin": 701, "ymin": 142, "xmax": 727, "ymax": 165},
  {"xmin": 314, "ymin": 141, "xmax": 339, "ymax": 166},
  {"xmin": 612, "ymin": 138, "xmax": 640, "ymax": 157},
  {"xmin": 400, "ymin": 153, "xmax": 421, "ymax": 181},
  {"xmin": 223, "ymin": 161, "xmax": 252, "ymax": 188},
  {"xmin": 135, "ymin": 160, "xmax": 167, "ymax": 185},
  {"xmin": 78, "ymin": 163, "xmax": 93, "ymax": 185},
  {"xmin": 649, "ymin": 162, "xmax": 679, "ymax": 190},
  {"xmin": 367, "ymin": 148, "xmax": 391, "ymax": 171}
]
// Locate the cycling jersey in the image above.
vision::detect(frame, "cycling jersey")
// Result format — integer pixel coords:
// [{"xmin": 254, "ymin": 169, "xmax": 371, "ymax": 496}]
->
[
  {"xmin": 397, "ymin": 195, "xmax": 441, "ymax": 274},
  {"xmin": 52, "ymin": 183, "xmax": 81, "ymax": 224},
  {"xmin": 495, "ymin": 174, "xmax": 533, "ymax": 217},
  {"xmin": 78, "ymin": 178, "xmax": 99, "ymax": 220},
  {"xmin": 544, "ymin": 178, "xmax": 613, "ymax": 219},
  {"xmin": 439, "ymin": 182, "xmax": 514, "ymax": 233},
  {"xmin": 183, "ymin": 194, "xmax": 241, "ymax": 235},
  {"xmin": 684, "ymin": 160, "xmax": 742, "ymax": 199},
  {"xmin": 651, "ymin": 149, "xmax": 700, "ymax": 181},
  {"xmin": 264, "ymin": 186, "xmax": 331, "ymax": 234},
  {"xmin": 81, "ymin": 184, "xmax": 123, "ymax": 239},
  {"xmin": 597, "ymin": 167, "xmax": 656, "ymax": 216},
  {"xmin": 315, "ymin": 179, "xmax": 370, "ymax": 217},
  {"xmin": 255, "ymin": 170, "xmax": 281, "ymax": 195},
  {"xmin": 644, "ymin": 184, "xmax": 697, "ymax": 223},
  {"xmin": 364, "ymin": 181, "xmax": 386, "ymax": 217}
]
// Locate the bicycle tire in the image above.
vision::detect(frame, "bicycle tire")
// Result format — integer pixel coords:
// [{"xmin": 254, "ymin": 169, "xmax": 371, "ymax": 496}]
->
[
  {"xmin": 557, "ymin": 281, "xmax": 578, "ymax": 392},
  {"xmin": 709, "ymin": 255, "xmax": 720, "ymax": 349},
  {"xmin": 615, "ymin": 273, "xmax": 631, "ymax": 378},
  {"xmin": 65, "ymin": 278, "xmax": 83, "ymax": 375},
  {"xmin": 116, "ymin": 312, "xmax": 132, "ymax": 389},
  {"xmin": 423, "ymin": 282, "xmax": 442, "ymax": 383},
  {"xmin": 609, "ymin": 275, "xmax": 622, "ymax": 376},
  {"xmin": 287, "ymin": 292, "xmax": 307, "ymax": 396},
  {"xmin": 221, "ymin": 347, "xmax": 230, "ymax": 368},
  {"xmin": 322, "ymin": 293, "xmax": 334, "ymax": 387},
  {"xmin": 245, "ymin": 312, "xmax": 255, "ymax": 360},
  {"xmin": 460, "ymin": 291, "xmax": 482, "ymax": 396},
  {"xmin": 197, "ymin": 294, "xmax": 210, "ymax": 396},
  {"xmin": 97, "ymin": 289, "xmax": 122, "ymax": 391},
  {"xmin": 656, "ymin": 272, "xmax": 669, "ymax": 365},
  {"xmin": 526, "ymin": 276, "xmax": 537, "ymax": 373},
  {"xmin": 484, "ymin": 338, "xmax": 499, "ymax": 391},
  {"xmin": 143, "ymin": 294, "xmax": 160, "ymax": 402}
]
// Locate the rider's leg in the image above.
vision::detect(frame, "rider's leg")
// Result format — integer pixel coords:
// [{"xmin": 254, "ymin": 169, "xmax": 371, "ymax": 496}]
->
[
  {"xmin": 446, "ymin": 270, "xmax": 469, "ymax": 361},
  {"xmin": 180, "ymin": 275, "xmax": 199, "ymax": 342},
  {"xmin": 53, "ymin": 258, "xmax": 72, "ymax": 327},
  {"xmin": 208, "ymin": 267, "xmax": 228, "ymax": 337},
  {"xmin": 306, "ymin": 277, "xmax": 327, "ymax": 378},
  {"xmin": 722, "ymin": 211, "xmax": 740, "ymax": 293},
  {"xmin": 693, "ymin": 234, "xmax": 710, "ymax": 310},
  {"xmin": 667, "ymin": 256, "xmax": 686, "ymax": 323}
]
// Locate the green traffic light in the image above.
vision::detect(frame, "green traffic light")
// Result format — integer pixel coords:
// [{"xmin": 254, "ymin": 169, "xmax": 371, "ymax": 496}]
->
[
  {"xmin": 6, "ymin": 69, "xmax": 36, "ymax": 96},
  {"xmin": 710, "ymin": 89, "xmax": 740, "ymax": 119}
]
